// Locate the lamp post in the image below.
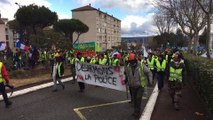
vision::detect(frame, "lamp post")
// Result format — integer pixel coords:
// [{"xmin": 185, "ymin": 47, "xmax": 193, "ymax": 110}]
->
[{"xmin": 15, "ymin": 2, "xmax": 21, "ymax": 8}]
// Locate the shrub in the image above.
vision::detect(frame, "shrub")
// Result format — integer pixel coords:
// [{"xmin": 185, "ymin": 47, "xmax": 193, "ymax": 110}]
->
[{"xmin": 184, "ymin": 54, "xmax": 213, "ymax": 113}]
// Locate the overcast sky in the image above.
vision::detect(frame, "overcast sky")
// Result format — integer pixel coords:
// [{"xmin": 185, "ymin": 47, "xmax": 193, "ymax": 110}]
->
[{"xmin": 0, "ymin": 0, "xmax": 158, "ymax": 37}]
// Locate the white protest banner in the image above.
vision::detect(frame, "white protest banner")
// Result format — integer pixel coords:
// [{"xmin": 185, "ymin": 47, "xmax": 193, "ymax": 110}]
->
[{"xmin": 75, "ymin": 62, "xmax": 126, "ymax": 92}]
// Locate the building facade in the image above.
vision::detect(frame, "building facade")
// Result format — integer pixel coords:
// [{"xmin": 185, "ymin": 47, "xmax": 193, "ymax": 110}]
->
[
  {"xmin": 72, "ymin": 4, "xmax": 121, "ymax": 51},
  {"xmin": 0, "ymin": 15, "xmax": 16, "ymax": 51}
]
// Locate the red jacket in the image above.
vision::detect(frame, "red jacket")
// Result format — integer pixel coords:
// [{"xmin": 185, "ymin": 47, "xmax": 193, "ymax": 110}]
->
[{"xmin": 1, "ymin": 64, "xmax": 9, "ymax": 83}]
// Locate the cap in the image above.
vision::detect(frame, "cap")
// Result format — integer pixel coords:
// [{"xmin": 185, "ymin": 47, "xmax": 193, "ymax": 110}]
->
[{"xmin": 128, "ymin": 53, "xmax": 135, "ymax": 61}]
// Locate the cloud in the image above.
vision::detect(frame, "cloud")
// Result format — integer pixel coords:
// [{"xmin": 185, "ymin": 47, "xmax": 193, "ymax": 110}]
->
[
  {"xmin": 0, "ymin": 0, "xmax": 10, "ymax": 4},
  {"xmin": 58, "ymin": 13, "xmax": 71, "ymax": 19},
  {"xmin": 0, "ymin": 0, "xmax": 51, "ymax": 20},
  {"xmin": 77, "ymin": 0, "xmax": 155, "ymax": 13},
  {"xmin": 121, "ymin": 13, "xmax": 158, "ymax": 37},
  {"xmin": 76, "ymin": 0, "xmax": 157, "ymax": 36}
]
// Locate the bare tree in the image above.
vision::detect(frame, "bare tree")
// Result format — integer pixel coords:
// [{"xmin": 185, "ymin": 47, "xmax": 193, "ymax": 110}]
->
[
  {"xmin": 196, "ymin": 0, "xmax": 213, "ymax": 58},
  {"xmin": 153, "ymin": 11, "xmax": 174, "ymax": 34},
  {"xmin": 157, "ymin": 0, "xmax": 206, "ymax": 54}
]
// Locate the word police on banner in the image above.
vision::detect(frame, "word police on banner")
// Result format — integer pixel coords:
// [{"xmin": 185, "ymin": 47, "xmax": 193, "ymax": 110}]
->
[{"xmin": 75, "ymin": 62, "xmax": 126, "ymax": 92}]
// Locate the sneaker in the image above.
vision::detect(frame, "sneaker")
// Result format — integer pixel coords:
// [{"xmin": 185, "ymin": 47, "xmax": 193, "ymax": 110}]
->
[{"xmin": 5, "ymin": 101, "xmax": 12, "ymax": 108}]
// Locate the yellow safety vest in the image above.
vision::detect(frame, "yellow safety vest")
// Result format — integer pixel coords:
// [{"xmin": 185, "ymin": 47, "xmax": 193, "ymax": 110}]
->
[
  {"xmin": 127, "ymin": 62, "xmax": 147, "ymax": 87},
  {"xmin": 147, "ymin": 58, "xmax": 154, "ymax": 70},
  {"xmin": 70, "ymin": 58, "xmax": 75, "ymax": 65},
  {"xmin": 112, "ymin": 59, "xmax": 119, "ymax": 66},
  {"xmin": 90, "ymin": 58, "xmax": 96, "ymax": 64},
  {"xmin": 76, "ymin": 57, "xmax": 84, "ymax": 63},
  {"xmin": 0, "ymin": 62, "xmax": 3, "ymax": 83},
  {"xmin": 99, "ymin": 58, "xmax": 107, "ymax": 65},
  {"xmin": 156, "ymin": 60, "xmax": 166, "ymax": 72},
  {"xmin": 169, "ymin": 66, "xmax": 183, "ymax": 82},
  {"xmin": 57, "ymin": 62, "xmax": 63, "ymax": 77}
]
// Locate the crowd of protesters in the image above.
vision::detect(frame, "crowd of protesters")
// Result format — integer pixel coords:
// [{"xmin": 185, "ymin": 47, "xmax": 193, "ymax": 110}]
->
[{"xmin": 0, "ymin": 46, "xmax": 186, "ymax": 119}]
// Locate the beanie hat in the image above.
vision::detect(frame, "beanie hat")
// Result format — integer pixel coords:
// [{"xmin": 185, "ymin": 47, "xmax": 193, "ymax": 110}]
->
[{"xmin": 128, "ymin": 53, "xmax": 135, "ymax": 61}]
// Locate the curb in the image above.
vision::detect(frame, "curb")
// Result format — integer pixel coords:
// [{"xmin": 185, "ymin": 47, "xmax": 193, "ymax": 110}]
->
[
  {"xmin": 0, "ymin": 77, "xmax": 73, "ymax": 101},
  {"xmin": 140, "ymin": 84, "xmax": 159, "ymax": 120}
]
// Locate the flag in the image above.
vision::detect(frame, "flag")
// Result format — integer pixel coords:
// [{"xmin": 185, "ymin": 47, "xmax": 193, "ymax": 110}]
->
[
  {"xmin": 16, "ymin": 40, "xmax": 29, "ymax": 51},
  {"xmin": 142, "ymin": 45, "xmax": 148, "ymax": 58},
  {"xmin": 110, "ymin": 50, "xmax": 119, "ymax": 58},
  {"xmin": 0, "ymin": 42, "xmax": 6, "ymax": 51}
]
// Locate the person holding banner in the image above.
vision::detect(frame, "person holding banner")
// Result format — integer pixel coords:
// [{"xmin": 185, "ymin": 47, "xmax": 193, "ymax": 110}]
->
[
  {"xmin": 98, "ymin": 53, "xmax": 107, "ymax": 65},
  {"xmin": 111, "ymin": 54, "xmax": 120, "ymax": 66},
  {"xmin": 76, "ymin": 52, "xmax": 85, "ymax": 92},
  {"xmin": 125, "ymin": 53, "xmax": 153, "ymax": 119}
]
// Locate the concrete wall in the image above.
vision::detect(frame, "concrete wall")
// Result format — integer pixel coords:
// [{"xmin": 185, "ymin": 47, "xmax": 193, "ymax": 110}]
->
[
  {"xmin": 73, "ymin": 10, "xmax": 97, "ymax": 43},
  {"xmin": 0, "ymin": 24, "xmax": 6, "ymax": 42}
]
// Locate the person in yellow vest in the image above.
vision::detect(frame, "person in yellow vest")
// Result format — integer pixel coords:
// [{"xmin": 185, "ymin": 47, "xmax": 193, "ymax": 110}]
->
[
  {"xmin": 125, "ymin": 53, "xmax": 153, "ymax": 119},
  {"xmin": 76, "ymin": 52, "xmax": 85, "ymax": 92},
  {"xmin": 166, "ymin": 53, "xmax": 185, "ymax": 110},
  {"xmin": 146, "ymin": 53, "xmax": 155, "ymax": 85},
  {"xmin": 90, "ymin": 55, "xmax": 97, "ymax": 64},
  {"xmin": 98, "ymin": 53, "xmax": 107, "ymax": 65},
  {"xmin": 111, "ymin": 54, "xmax": 120, "ymax": 66},
  {"xmin": 124, "ymin": 53, "xmax": 129, "ymax": 66},
  {"xmin": 0, "ymin": 61, "xmax": 12, "ymax": 108},
  {"xmin": 155, "ymin": 54, "xmax": 167, "ymax": 91},
  {"xmin": 52, "ymin": 54, "xmax": 65, "ymax": 92}
]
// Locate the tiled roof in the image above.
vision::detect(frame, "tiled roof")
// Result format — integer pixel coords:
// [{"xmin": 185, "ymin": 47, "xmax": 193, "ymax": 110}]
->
[
  {"xmin": 72, "ymin": 5, "xmax": 121, "ymax": 21},
  {"xmin": 72, "ymin": 5, "xmax": 96, "ymax": 12}
]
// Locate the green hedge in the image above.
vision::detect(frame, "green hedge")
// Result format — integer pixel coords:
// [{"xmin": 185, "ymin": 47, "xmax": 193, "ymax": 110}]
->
[{"xmin": 184, "ymin": 54, "xmax": 213, "ymax": 113}]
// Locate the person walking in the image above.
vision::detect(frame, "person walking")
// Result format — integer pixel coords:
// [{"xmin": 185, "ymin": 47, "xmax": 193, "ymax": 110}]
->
[
  {"xmin": 125, "ymin": 53, "xmax": 153, "ymax": 118},
  {"xmin": 0, "ymin": 61, "xmax": 12, "ymax": 108},
  {"xmin": 167, "ymin": 53, "xmax": 185, "ymax": 110},
  {"xmin": 146, "ymin": 53, "xmax": 155, "ymax": 85},
  {"xmin": 52, "ymin": 53, "xmax": 65, "ymax": 92},
  {"xmin": 75, "ymin": 52, "xmax": 85, "ymax": 92},
  {"xmin": 155, "ymin": 54, "xmax": 167, "ymax": 91}
]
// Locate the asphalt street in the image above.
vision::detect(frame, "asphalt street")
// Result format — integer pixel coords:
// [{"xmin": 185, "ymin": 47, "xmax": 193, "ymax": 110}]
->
[{"xmin": 0, "ymin": 81, "xmax": 154, "ymax": 120}]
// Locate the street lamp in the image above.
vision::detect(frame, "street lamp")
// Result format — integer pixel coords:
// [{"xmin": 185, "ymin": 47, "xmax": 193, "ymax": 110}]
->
[{"xmin": 15, "ymin": 2, "xmax": 21, "ymax": 8}]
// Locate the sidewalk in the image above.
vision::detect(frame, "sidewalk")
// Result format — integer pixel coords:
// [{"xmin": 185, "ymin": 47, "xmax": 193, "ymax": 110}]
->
[{"xmin": 151, "ymin": 77, "xmax": 212, "ymax": 120}]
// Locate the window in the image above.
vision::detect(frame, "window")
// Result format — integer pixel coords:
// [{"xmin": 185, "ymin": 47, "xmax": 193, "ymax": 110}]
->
[
  {"xmin": 6, "ymin": 35, "xmax": 9, "ymax": 40},
  {"xmin": 97, "ymin": 28, "xmax": 101, "ymax": 33}
]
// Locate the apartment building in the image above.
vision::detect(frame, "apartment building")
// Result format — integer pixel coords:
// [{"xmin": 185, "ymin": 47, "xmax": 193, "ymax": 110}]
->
[
  {"xmin": 72, "ymin": 4, "xmax": 121, "ymax": 51},
  {"xmin": 0, "ymin": 14, "xmax": 16, "ymax": 51},
  {"xmin": 0, "ymin": 18, "xmax": 6, "ymax": 43}
]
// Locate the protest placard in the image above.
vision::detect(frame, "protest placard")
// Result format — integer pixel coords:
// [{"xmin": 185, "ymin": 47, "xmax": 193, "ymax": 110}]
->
[{"xmin": 75, "ymin": 62, "xmax": 126, "ymax": 92}]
